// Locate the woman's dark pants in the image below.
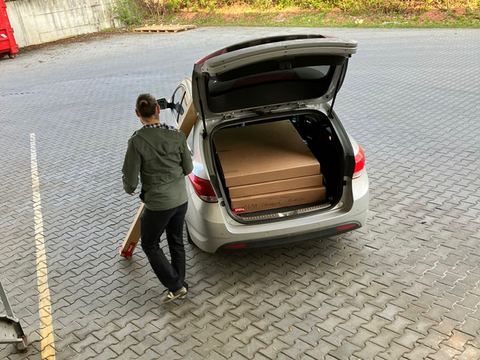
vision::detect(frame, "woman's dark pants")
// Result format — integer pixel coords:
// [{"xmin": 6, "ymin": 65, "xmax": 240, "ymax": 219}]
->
[{"xmin": 140, "ymin": 203, "xmax": 187, "ymax": 292}]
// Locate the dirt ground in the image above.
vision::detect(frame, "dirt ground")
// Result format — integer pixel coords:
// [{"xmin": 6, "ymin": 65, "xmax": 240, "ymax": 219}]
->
[
  {"xmin": 175, "ymin": 6, "xmax": 478, "ymax": 24},
  {"xmin": 18, "ymin": 29, "xmax": 130, "ymax": 54}
]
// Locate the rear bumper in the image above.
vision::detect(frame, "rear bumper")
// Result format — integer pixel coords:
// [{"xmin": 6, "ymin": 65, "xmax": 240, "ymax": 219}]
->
[{"xmin": 185, "ymin": 173, "xmax": 369, "ymax": 253}]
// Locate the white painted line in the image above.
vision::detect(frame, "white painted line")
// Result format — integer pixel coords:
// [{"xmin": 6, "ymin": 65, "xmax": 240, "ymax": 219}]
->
[{"xmin": 30, "ymin": 133, "xmax": 56, "ymax": 360}]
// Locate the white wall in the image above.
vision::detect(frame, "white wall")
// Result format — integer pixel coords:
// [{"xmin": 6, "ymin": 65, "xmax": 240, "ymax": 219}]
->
[{"xmin": 5, "ymin": 0, "xmax": 122, "ymax": 48}]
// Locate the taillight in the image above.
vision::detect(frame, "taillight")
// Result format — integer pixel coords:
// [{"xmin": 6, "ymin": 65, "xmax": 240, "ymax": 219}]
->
[
  {"xmin": 188, "ymin": 173, "xmax": 218, "ymax": 203},
  {"xmin": 353, "ymin": 145, "xmax": 365, "ymax": 179}
]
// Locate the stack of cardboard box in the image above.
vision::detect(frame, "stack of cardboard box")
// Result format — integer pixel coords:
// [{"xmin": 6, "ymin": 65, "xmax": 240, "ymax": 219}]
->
[{"xmin": 214, "ymin": 120, "xmax": 326, "ymax": 214}]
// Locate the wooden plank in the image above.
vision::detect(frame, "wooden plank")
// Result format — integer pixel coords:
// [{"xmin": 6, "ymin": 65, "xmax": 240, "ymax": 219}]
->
[
  {"xmin": 133, "ymin": 24, "xmax": 196, "ymax": 34},
  {"xmin": 119, "ymin": 203, "xmax": 144, "ymax": 258}
]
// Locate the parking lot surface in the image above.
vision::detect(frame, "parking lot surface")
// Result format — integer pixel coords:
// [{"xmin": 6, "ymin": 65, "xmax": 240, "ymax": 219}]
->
[{"xmin": 0, "ymin": 27, "xmax": 479, "ymax": 359}]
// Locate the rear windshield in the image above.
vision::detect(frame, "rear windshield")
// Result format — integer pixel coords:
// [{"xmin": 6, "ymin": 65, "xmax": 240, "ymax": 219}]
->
[{"xmin": 205, "ymin": 55, "xmax": 345, "ymax": 113}]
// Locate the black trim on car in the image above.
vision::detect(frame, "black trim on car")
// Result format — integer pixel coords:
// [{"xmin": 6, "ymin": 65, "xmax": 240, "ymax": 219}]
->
[{"xmin": 216, "ymin": 221, "xmax": 361, "ymax": 252}]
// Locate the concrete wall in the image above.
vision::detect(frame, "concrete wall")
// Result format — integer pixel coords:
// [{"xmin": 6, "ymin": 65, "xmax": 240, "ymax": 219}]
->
[{"xmin": 5, "ymin": 0, "xmax": 122, "ymax": 48}]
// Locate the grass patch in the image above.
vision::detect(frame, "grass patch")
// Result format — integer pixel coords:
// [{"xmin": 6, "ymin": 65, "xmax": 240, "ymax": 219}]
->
[
  {"xmin": 111, "ymin": 0, "xmax": 480, "ymax": 28},
  {"xmin": 159, "ymin": 6, "xmax": 480, "ymax": 28}
]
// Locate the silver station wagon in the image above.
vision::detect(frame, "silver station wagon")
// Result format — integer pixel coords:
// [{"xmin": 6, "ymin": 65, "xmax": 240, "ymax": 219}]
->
[{"xmin": 159, "ymin": 34, "xmax": 369, "ymax": 253}]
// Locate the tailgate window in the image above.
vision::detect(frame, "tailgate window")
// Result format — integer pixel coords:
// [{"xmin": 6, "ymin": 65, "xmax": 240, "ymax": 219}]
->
[{"xmin": 205, "ymin": 55, "xmax": 345, "ymax": 113}]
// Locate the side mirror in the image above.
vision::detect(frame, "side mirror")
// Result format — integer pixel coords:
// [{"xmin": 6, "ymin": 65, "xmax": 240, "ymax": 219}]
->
[
  {"xmin": 175, "ymin": 103, "xmax": 184, "ymax": 115},
  {"xmin": 157, "ymin": 98, "xmax": 169, "ymax": 110},
  {"xmin": 158, "ymin": 98, "xmax": 184, "ymax": 115}
]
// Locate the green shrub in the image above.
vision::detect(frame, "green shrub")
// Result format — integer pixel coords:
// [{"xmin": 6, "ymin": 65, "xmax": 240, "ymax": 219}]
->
[
  {"xmin": 167, "ymin": 0, "xmax": 183, "ymax": 11},
  {"xmin": 112, "ymin": 0, "xmax": 480, "ymax": 18},
  {"xmin": 112, "ymin": 0, "xmax": 146, "ymax": 25}
]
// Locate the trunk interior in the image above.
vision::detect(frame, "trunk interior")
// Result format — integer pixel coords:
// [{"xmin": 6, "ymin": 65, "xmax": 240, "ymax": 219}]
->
[{"xmin": 211, "ymin": 110, "xmax": 347, "ymax": 222}]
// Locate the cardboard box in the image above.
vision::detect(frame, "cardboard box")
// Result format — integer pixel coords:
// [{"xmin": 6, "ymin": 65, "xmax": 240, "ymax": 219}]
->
[
  {"xmin": 214, "ymin": 120, "xmax": 320, "ymax": 187},
  {"xmin": 178, "ymin": 101, "xmax": 197, "ymax": 137},
  {"xmin": 119, "ymin": 203, "xmax": 144, "ymax": 258},
  {"xmin": 229, "ymin": 174, "xmax": 323, "ymax": 198},
  {"xmin": 231, "ymin": 186, "xmax": 326, "ymax": 214}
]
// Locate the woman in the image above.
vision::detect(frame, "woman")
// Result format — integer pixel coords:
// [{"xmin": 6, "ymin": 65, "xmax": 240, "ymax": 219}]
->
[{"xmin": 122, "ymin": 93, "xmax": 193, "ymax": 303}]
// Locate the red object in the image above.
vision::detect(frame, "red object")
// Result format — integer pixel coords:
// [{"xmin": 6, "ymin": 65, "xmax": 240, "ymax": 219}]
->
[
  {"xmin": 119, "ymin": 241, "xmax": 137, "ymax": 259},
  {"xmin": 0, "ymin": 0, "xmax": 18, "ymax": 58},
  {"xmin": 336, "ymin": 223, "xmax": 358, "ymax": 231},
  {"xmin": 224, "ymin": 243, "xmax": 247, "ymax": 250}
]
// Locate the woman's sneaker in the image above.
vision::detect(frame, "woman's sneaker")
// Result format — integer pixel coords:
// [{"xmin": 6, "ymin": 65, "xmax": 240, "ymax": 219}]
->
[
  {"xmin": 180, "ymin": 282, "xmax": 189, "ymax": 300},
  {"xmin": 161, "ymin": 286, "xmax": 187, "ymax": 304}
]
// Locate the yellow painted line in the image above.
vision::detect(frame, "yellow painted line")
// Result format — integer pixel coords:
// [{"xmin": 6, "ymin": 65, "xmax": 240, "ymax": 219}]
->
[{"xmin": 30, "ymin": 133, "xmax": 56, "ymax": 360}]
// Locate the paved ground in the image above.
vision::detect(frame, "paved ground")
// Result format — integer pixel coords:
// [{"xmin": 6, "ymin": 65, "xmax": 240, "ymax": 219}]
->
[{"xmin": 0, "ymin": 27, "xmax": 479, "ymax": 360}]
